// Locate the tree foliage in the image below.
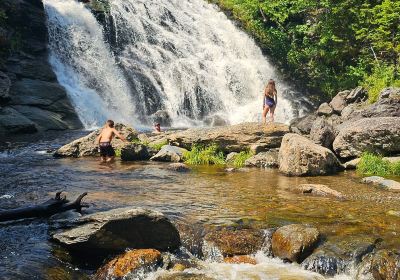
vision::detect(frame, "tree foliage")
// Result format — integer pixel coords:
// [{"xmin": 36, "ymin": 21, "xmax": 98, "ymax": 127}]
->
[{"xmin": 210, "ymin": 0, "xmax": 400, "ymax": 100}]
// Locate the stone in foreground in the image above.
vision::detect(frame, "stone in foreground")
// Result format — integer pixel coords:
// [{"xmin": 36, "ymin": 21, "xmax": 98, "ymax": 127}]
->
[
  {"xmin": 52, "ymin": 207, "xmax": 180, "ymax": 257},
  {"xmin": 333, "ymin": 117, "xmax": 400, "ymax": 158},
  {"xmin": 121, "ymin": 143, "xmax": 150, "ymax": 161},
  {"xmin": 54, "ymin": 123, "xmax": 138, "ymax": 157},
  {"xmin": 167, "ymin": 163, "xmax": 191, "ymax": 172},
  {"xmin": 279, "ymin": 133, "xmax": 341, "ymax": 176},
  {"xmin": 271, "ymin": 224, "xmax": 320, "ymax": 263},
  {"xmin": 150, "ymin": 145, "xmax": 187, "ymax": 162},
  {"xmin": 356, "ymin": 249, "xmax": 400, "ymax": 280},
  {"xmin": 95, "ymin": 249, "xmax": 162, "ymax": 280},
  {"xmin": 204, "ymin": 228, "xmax": 264, "ymax": 256}
]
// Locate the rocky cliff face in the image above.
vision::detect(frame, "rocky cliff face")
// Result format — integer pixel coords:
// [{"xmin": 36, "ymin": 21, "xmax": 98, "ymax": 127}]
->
[{"xmin": 0, "ymin": 0, "xmax": 81, "ymax": 136}]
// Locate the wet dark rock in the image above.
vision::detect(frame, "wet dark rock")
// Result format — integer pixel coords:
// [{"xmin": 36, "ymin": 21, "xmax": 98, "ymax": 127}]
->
[
  {"xmin": 317, "ymin": 102, "xmax": 333, "ymax": 116},
  {"xmin": 52, "ymin": 207, "xmax": 181, "ymax": 257},
  {"xmin": 6, "ymin": 57, "xmax": 57, "ymax": 82},
  {"xmin": 289, "ymin": 114, "xmax": 317, "ymax": 135},
  {"xmin": 302, "ymin": 238, "xmax": 378, "ymax": 276},
  {"xmin": 309, "ymin": 118, "xmax": 335, "ymax": 148},
  {"xmin": 333, "ymin": 117, "xmax": 400, "ymax": 158},
  {"xmin": 151, "ymin": 110, "xmax": 172, "ymax": 127},
  {"xmin": 121, "ymin": 143, "xmax": 150, "ymax": 161},
  {"xmin": 204, "ymin": 228, "xmax": 264, "ymax": 257},
  {"xmin": 167, "ymin": 163, "xmax": 190, "ymax": 172},
  {"xmin": 245, "ymin": 150, "xmax": 279, "ymax": 168},
  {"xmin": 356, "ymin": 249, "xmax": 400, "ymax": 280},
  {"xmin": 0, "ymin": 71, "xmax": 11, "ymax": 103},
  {"xmin": 0, "ymin": 107, "xmax": 37, "ymax": 135},
  {"xmin": 95, "ymin": 249, "xmax": 162, "ymax": 280},
  {"xmin": 271, "ymin": 224, "xmax": 320, "ymax": 263},
  {"xmin": 150, "ymin": 145, "xmax": 187, "ymax": 162},
  {"xmin": 279, "ymin": 133, "xmax": 341, "ymax": 176},
  {"xmin": 54, "ymin": 124, "xmax": 138, "ymax": 157},
  {"xmin": 329, "ymin": 90, "xmax": 349, "ymax": 114}
]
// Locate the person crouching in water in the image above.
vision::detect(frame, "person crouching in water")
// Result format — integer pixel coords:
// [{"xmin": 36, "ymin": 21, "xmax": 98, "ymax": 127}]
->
[
  {"xmin": 153, "ymin": 123, "xmax": 161, "ymax": 134},
  {"xmin": 262, "ymin": 79, "xmax": 278, "ymax": 123},
  {"xmin": 96, "ymin": 120, "xmax": 128, "ymax": 163}
]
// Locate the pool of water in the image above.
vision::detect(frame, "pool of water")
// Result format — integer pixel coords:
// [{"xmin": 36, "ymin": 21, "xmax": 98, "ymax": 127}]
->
[{"xmin": 1, "ymin": 131, "xmax": 399, "ymax": 279}]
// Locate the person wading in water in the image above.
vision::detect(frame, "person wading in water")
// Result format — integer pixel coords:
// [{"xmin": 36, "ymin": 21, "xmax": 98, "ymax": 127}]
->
[
  {"xmin": 262, "ymin": 79, "xmax": 278, "ymax": 124},
  {"xmin": 96, "ymin": 120, "xmax": 128, "ymax": 163}
]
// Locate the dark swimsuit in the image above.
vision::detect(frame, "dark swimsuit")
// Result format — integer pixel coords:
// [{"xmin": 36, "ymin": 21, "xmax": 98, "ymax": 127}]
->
[
  {"xmin": 99, "ymin": 142, "xmax": 115, "ymax": 157},
  {"xmin": 264, "ymin": 95, "xmax": 276, "ymax": 107}
]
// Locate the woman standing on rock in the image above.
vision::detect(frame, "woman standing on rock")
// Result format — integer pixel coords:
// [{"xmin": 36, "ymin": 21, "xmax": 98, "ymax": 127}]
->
[{"xmin": 262, "ymin": 79, "xmax": 278, "ymax": 123}]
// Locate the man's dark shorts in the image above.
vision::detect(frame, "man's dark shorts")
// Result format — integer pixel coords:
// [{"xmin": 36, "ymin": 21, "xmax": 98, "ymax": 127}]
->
[{"xmin": 99, "ymin": 142, "xmax": 115, "ymax": 157}]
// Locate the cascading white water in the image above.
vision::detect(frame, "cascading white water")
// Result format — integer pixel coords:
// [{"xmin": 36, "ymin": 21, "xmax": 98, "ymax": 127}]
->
[
  {"xmin": 44, "ymin": 0, "xmax": 138, "ymax": 129},
  {"xmin": 43, "ymin": 0, "xmax": 303, "ymax": 128}
]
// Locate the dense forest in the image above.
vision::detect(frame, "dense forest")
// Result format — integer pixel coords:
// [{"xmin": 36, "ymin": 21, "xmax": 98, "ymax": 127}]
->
[{"xmin": 210, "ymin": 0, "xmax": 400, "ymax": 102}]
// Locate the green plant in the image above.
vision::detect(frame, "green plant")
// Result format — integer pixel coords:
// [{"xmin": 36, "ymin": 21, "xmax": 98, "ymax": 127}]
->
[
  {"xmin": 357, "ymin": 152, "xmax": 400, "ymax": 176},
  {"xmin": 184, "ymin": 144, "xmax": 225, "ymax": 165},
  {"xmin": 148, "ymin": 140, "xmax": 168, "ymax": 151},
  {"xmin": 231, "ymin": 151, "xmax": 254, "ymax": 168},
  {"xmin": 362, "ymin": 64, "xmax": 400, "ymax": 103},
  {"xmin": 115, "ymin": 148, "xmax": 121, "ymax": 158}
]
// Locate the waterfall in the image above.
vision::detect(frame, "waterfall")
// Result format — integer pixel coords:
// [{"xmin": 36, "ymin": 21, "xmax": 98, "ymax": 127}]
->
[{"xmin": 44, "ymin": 0, "xmax": 304, "ymax": 128}]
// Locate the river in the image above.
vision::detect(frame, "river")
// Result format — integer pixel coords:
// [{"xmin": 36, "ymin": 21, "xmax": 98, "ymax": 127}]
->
[{"xmin": 1, "ymin": 131, "xmax": 399, "ymax": 279}]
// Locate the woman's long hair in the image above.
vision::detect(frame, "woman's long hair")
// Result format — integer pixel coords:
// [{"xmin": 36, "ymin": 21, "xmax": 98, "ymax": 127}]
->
[{"xmin": 265, "ymin": 79, "xmax": 276, "ymax": 96}]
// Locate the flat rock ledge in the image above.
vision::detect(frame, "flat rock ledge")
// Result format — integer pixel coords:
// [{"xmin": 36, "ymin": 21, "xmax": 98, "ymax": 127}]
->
[{"xmin": 52, "ymin": 207, "xmax": 180, "ymax": 258}]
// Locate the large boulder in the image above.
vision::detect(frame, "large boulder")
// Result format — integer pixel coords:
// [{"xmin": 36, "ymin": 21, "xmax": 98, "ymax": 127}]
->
[
  {"xmin": 54, "ymin": 123, "xmax": 138, "ymax": 157},
  {"xmin": 147, "ymin": 122, "xmax": 289, "ymax": 153},
  {"xmin": 52, "ymin": 207, "xmax": 181, "ymax": 257},
  {"xmin": 271, "ymin": 224, "xmax": 320, "ymax": 263},
  {"xmin": 309, "ymin": 118, "xmax": 335, "ymax": 148},
  {"xmin": 333, "ymin": 117, "xmax": 400, "ymax": 158},
  {"xmin": 279, "ymin": 133, "xmax": 342, "ymax": 176},
  {"xmin": 356, "ymin": 249, "xmax": 400, "ymax": 280},
  {"xmin": 150, "ymin": 145, "xmax": 187, "ymax": 162},
  {"xmin": 95, "ymin": 249, "xmax": 162, "ymax": 280},
  {"xmin": 121, "ymin": 143, "xmax": 150, "ymax": 161},
  {"xmin": 244, "ymin": 150, "xmax": 279, "ymax": 168},
  {"xmin": 203, "ymin": 228, "xmax": 264, "ymax": 257},
  {"xmin": 289, "ymin": 114, "xmax": 317, "ymax": 135},
  {"xmin": 329, "ymin": 90, "xmax": 349, "ymax": 114},
  {"xmin": 317, "ymin": 103, "xmax": 333, "ymax": 116}
]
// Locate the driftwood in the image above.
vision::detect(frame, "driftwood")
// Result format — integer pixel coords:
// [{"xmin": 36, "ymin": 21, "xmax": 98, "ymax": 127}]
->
[{"xmin": 0, "ymin": 192, "xmax": 88, "ymax": 222}]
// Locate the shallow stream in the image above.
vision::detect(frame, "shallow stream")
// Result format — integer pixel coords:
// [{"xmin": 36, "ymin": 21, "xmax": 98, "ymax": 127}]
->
[{"xmin": 1, "ymin": 131, "xmax": 399, "ymax": 279}]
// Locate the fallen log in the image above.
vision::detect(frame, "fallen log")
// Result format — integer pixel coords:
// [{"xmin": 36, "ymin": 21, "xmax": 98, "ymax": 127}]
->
[{"xmin": 0, "ymin": 192, "xmax": 88, "ymax": 222}]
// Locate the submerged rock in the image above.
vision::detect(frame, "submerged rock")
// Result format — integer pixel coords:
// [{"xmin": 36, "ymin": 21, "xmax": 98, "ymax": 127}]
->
[
  {"xmin": 291, "ymin": 184, "xmax": 345, "ymax": 199},
  {"xmin": 204, "ymin": 228, "xmax": 264, "ymax": 257},
  {"xmin": 356, "ymin": 249, "xmax": 400, "ymax": 280},
  {"xmin": 150, "ymin": 145, "xmax": 187, "ymax": 162},
  {"xmin": 278, "ymin": 133, "xmax": 341, "ymax": 176},
  {"xmin": 52, "ymin": 207, "xmax": 180, "ymax": 257},
  {"xmin": 333, "ymin": 117, "xmax": 400, "ymax": 158},
  {"xmin": 167, "ymin": 163, "xmax": 191, "ymax": 172},
  {"xmin": 95, "ymin": 249, "xmax": 162, "ymax": 280},
  {"xmin": 271, "ymin": 224, "xmax": 320, "ymax": 263},
  {"xmin": 362, "ymin": 176, "xmax": 400, "ymax": 191},
  {"xmin": 244, "ymin": 150, "xmax": 279, "ymax": 168},
  {"xmin": 54, "ymin": 123, "xmax": 138, "ymax": 157},
  {"xmin": 121, "ymin": 143, "xmax": 150, "ymax": 161},
  {"xmin": 224, "ymin": 255, "xmax": 257, "ymax": 265}
]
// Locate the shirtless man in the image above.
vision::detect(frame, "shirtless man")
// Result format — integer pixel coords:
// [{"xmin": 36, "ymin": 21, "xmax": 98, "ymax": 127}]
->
[{"xmin": 96, "ymin": 120, "xmax": 128, "ymax": 163}]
